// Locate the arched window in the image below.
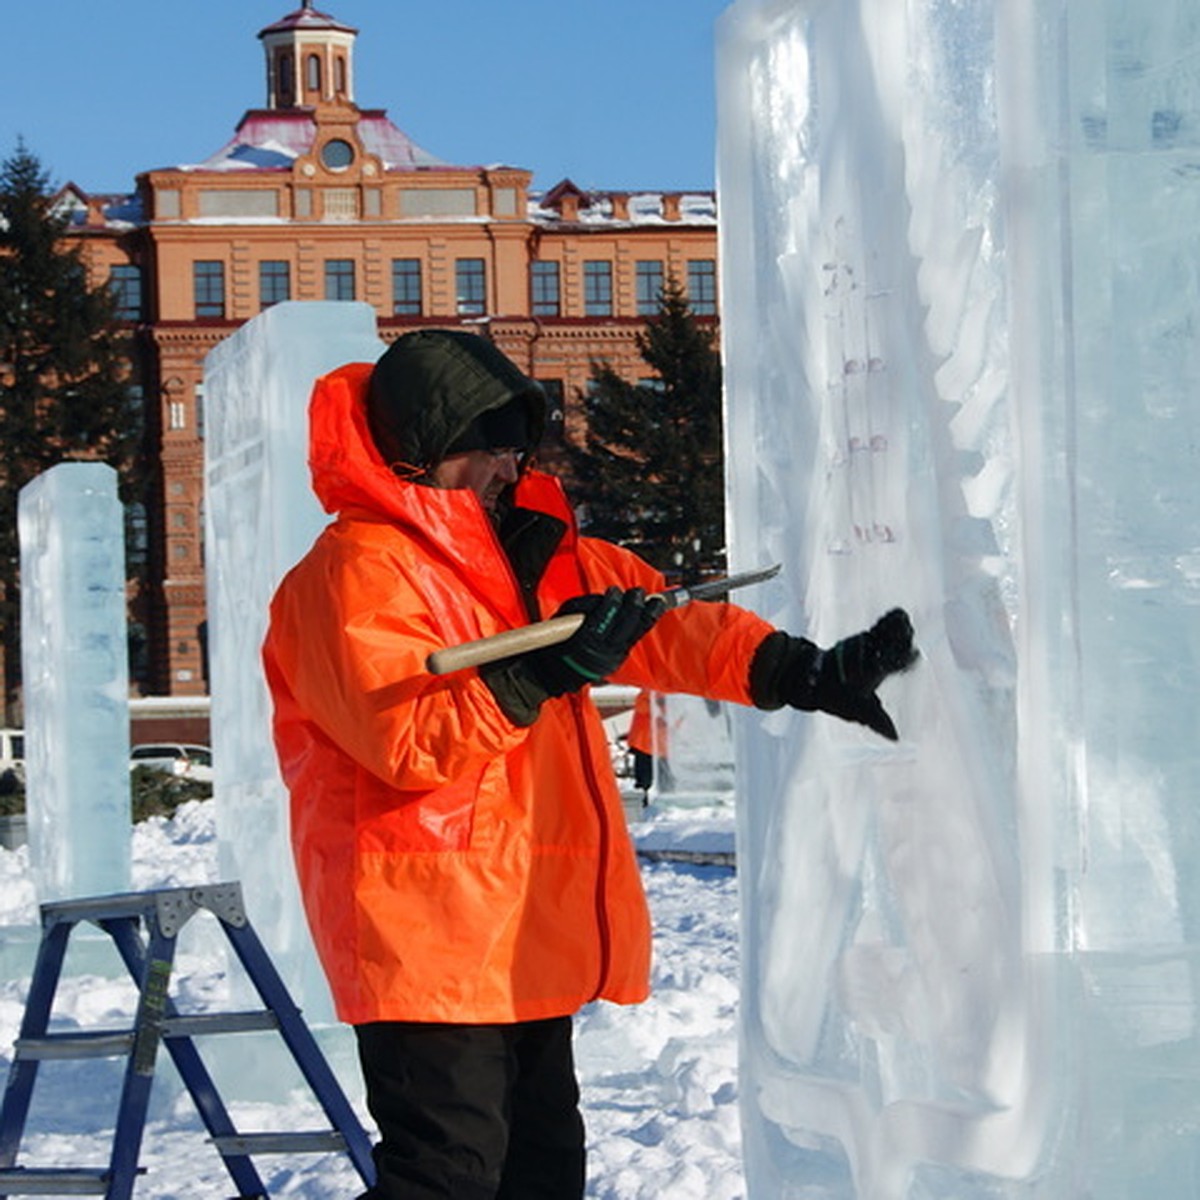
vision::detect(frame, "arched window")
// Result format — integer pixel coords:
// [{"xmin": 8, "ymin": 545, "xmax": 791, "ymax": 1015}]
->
[
  {"xmin": 306, "ymin": 53, "xmax": 322, "ymax": 93},
  {"xmin": 335, "ymin": 55, "xmax": 347, "ymax": 96}
]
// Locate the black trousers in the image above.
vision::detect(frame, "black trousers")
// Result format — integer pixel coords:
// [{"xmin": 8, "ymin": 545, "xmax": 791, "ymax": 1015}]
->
[{"xmin": 354, "ymin": 1016, "xmax": 586, "ymax": 1200}]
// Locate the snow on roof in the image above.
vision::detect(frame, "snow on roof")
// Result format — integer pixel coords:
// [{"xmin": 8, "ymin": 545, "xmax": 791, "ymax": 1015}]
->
[
  {"xmin": 190, "ymin": 110, "xmax": 444, "ymax": 172},
  {"xmin": 51, "ymin": 184, "xmax": 143, "ymax": 228},
  {"xmin": 101, "ymin": 194, "xmax": 144, "ymax": 225},
  {"xmin": 529, "ymin": 189, "xmax": 717, "ymax": 226},
  {"xmin": 357, "ymin": 112, "xmax": 445, "ymax": 169}
]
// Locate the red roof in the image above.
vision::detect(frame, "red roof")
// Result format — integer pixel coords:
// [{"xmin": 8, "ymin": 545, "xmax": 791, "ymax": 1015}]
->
[
  {"xmin": 197, "ymin": 109, "xmax": 444, "ymax": 172},
  {"xmin": 258, "ymin": 4, "xmax": 357, "ymax": 38}
]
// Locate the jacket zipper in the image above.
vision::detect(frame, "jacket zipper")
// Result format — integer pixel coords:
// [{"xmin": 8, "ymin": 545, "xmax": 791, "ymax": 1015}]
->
[
  {"xmin": 571, "ymin": 691, "xmax": 613, "ymax": 1001},
  {"xmin": 491, "ymin": 500, "xmax": 610, "ymax": 995}
]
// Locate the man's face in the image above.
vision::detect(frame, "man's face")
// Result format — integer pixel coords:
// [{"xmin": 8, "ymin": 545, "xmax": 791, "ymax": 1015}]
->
[{"xmin": 429, "ymin": 448, "xmax": 523, "ymax": 514}]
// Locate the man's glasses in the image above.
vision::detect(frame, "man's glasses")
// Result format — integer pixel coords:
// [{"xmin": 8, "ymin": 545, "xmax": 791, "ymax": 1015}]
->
[{"xmin": 487, "ymin": 447, "xmax": 528, "ymax": 467}]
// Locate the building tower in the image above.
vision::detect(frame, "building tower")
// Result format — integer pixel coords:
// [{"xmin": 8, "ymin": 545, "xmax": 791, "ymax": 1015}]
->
[
  {"xmin": 59, "ymin": 2, "xmax": 720, "ymax": 697},
  {"xmin": 259, "ymin": 1, "xmax": 358, "ymax": 111}
]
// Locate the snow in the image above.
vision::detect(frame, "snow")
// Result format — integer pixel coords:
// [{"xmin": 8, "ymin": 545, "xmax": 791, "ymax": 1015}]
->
[
  {"xmin": 9, "ymin": 0, "xmax": 1199, "ymax": 1192},
  {"xmin": 0, "ymin": 799, "xmax": 745, "ymax": 1197}
]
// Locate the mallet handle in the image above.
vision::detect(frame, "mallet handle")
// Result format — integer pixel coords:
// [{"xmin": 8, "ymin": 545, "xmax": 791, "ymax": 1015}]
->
[{"xmin": 426, "ymin": 612, "xmax": 586, "ymax": 675}]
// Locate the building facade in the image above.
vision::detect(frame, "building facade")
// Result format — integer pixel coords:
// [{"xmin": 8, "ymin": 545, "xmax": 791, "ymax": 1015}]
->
[{"xmin": 59, "ymin": 1, "xmax": 719, "ymax": 696}]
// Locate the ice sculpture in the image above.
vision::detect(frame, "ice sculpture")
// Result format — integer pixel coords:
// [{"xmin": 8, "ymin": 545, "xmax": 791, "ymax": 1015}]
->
[
  {"xmin": 203, "ymin": 301, "xmax": 385, "ymax": 1021},
  {"xmin": 717, "ymin": 1, "xmax": 1200, "ymax": 1196},
  {"xmin": 653, "ymin": 693, "xmax": 737, "ymax": 804},
  {"xmin": 18, "ymin": 463, "xmax": 132, "ymax": 902}
]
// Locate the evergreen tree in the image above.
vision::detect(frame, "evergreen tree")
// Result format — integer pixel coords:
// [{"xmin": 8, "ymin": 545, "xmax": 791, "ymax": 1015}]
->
[
  {"xmin": 567, "ymin": 277, "xmax": 725, "ymax": 582},
  {"xmin": 0, "ymin": 140, "xmax": 142, "ymax": 719}
]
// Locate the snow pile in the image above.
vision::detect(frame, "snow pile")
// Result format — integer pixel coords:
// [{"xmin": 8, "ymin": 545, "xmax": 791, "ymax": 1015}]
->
[{"xmin": 0, "ymin": 800, "xmax": 744, "ymax": 1198}]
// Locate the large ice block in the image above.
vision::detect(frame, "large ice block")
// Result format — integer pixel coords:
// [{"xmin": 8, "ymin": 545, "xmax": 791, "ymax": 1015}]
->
[
  {"xmin": 203, "ymin": 301, "xmax": 385, "ymax": 1021},
  {"xmin": 717, "ymin": 0, "xmax": 1200, "ymax": 1196},
  {"xmin": 19, "ymin": 462, "xmax": 132, "ymax": 902}
]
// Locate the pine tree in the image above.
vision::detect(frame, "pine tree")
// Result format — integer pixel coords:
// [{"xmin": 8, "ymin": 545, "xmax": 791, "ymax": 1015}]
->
[
  {"xmin": 0, "ymin": 140, "xmax": 142, "ymax": 719},
  {"xmin": 567, "ymin": 277, "xmax": 725, "ymax": 582}
]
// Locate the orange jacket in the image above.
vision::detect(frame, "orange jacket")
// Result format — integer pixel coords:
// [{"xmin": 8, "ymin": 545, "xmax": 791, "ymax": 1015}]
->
[
  {"xmin": 627, "ymin": 689, "xmax": 668, "ymax": 757},
  {"xmin": 262, "ymin": 361, "xmax": 774, "ymax": 1025}
]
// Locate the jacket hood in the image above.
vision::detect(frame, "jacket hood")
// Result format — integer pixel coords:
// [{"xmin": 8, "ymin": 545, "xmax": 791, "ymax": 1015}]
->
[
  {"xmin": 366, "ymin": 329, "xmax": 546, "ymax": 472},
  {"xmin": 306, "ymin": 360, "xmax": 571, "ymax": 570}
]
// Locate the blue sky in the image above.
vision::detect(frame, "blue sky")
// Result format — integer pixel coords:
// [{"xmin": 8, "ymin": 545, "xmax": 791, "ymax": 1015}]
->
[{"xmin": 5, "ymin": 0, "xmax": 735, "ymax": 197}]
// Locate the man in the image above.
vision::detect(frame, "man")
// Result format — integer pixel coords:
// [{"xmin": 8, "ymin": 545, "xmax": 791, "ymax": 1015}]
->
[{"xmin": 262, "ymin": 328, "xmax": 916, "ymax": 1199}]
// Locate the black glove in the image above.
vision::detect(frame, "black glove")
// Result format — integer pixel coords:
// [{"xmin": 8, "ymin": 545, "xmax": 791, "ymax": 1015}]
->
[
  {"xmin": 481, "ymin": 587, "xmax": 666, "ymax": 726},
  {"xmin": 527, "ymin": 586, "xmax": 666, "ymax": 694},
  {"xmin": 750, "ymin": 608, "xmax": 918, "ymax": 740}
]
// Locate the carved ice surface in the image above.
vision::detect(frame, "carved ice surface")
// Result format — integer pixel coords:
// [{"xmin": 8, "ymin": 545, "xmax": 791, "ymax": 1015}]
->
[
  {"xmin": 717, "ymin": 1, "xmax": 1200, "ymax": 1196},
  {"xmin": 203, "ymin": 301, "xmax": 385, "ymax": 1021},
  {"xmin": 18, "ymin": 463, "xmax": 132, "ymax": 902}
]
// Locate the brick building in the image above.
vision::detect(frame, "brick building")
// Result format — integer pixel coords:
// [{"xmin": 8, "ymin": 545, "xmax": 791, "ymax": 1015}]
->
[{"xmin": 57, "ymin": 1, "xmax": 720, "ymax": 696}]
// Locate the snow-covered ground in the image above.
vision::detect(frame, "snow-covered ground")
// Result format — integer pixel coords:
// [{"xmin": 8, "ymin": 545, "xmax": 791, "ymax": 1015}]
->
[{"xmin": 0, "ymin": 799, "xmax": 744, "ymax": 1198}]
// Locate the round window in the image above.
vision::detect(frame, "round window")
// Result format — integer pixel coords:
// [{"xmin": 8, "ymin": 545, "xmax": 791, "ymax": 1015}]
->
[{"xmin": 321, "ymin": 139, "xmax": 355, "ymax": 170}]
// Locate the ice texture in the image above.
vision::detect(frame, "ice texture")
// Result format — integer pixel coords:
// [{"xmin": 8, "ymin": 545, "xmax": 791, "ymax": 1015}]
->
[
  {"xmin": 203, "ymin": 301, "xmax": 385, "ymax": 1021},
  {"xmin": 654, "ymin": 694, "xmax": 737, "ymax": 804},
  {"xmin": 18, "ymin": 463, "xmax": 132, "ymax": 902},
  {"xmin": 717, "ymin": 1, "xmax": 1200, "ymax": 1196}
]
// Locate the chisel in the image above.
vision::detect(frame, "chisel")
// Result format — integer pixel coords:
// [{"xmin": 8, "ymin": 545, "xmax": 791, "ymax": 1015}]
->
[{"xmin": 426, "ymin": 562, "xmax": 781, "ymax": 676}]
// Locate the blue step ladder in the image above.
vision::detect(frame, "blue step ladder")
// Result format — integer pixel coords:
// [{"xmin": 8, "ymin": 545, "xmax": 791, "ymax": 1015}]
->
[{"xmin": 0, "ymin": 882, "xmax": 376, "ymax": 1198}]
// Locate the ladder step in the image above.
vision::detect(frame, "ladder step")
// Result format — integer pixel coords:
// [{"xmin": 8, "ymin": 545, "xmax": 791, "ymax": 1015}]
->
[
  {"xmin": 161, "ymin": 1010, "xmax": 279, "ymax": 1037},
  {"xmin": 0, "ymin": 1166, "xmax": 127, "ymax": 1194},
  {"xmin": 210, "ymin": 1130, "xmax": 347, "ymax": 1156},
  {"xmin": 2, "ymin": 885, "xmax": 372, "ymax": 1194},
  {"xmin": 15, "ymin": 1030, "xmax": 135, "ymax": 1060}
]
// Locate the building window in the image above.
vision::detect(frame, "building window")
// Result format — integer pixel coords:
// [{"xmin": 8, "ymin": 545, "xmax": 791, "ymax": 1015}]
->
[
  {"xmin": 323, "ymin": 188, "xmax": 358, "ymax": 219},
  {"xmin": 259, "ymin": 261, "xmax": 290, "ymax": 309},
  {"xmin": 531, "ymin": 261, "xmax": 560, "ymax": 316},
  {"xmin": 277, "ymin": 53, "xmax": 294, "ymax": 105},
  {"xmin": 128, "ymin": 619, "xmax": 150, "ymax": 684},
  {"xmin": 456, "ymin": 258, "xmax": 486, "ymax": 316},
  {"xmin": 126, "ymin": 503, "xmax": 148, "ymax": 570},
  {"xmin": 127, "ymin": 382, "xmax": 144, "ymax": 427},
  {"xmin": 109, "ymin": 264, "xmax": 142, "ymax": 321},
  {"xmin": 168, "ymin": 401, "xmax": 186, "ymax": 430},
  {"xmin": 321, "ymin": 139, "xmax": 355, "ymax": 171},
  {"xmin": 306, "ymin": 53, "xmax": 322, "ymax": 92},
  {"xmin": 636, "ymin": 260, "xmax": 664, "ymax": 316},
  {"xmin": 584, "ymin": 261, "xmax": 613, "ymax": 317},
  {"xmin": 688, "ymin": 259, "xmax": 717, "ymax": 315},
  {"xmin": 193, "ymin": 260, "xmax": 225, "ymax": 318},
  {"xmin": 325, "ymin": 258, "xmax": 355, "ymax": 301},
  {"xmin": 392, "ymin": 258, "xmax": 423, "ymax": 315}
]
